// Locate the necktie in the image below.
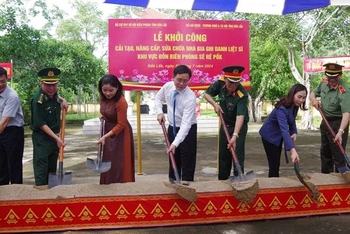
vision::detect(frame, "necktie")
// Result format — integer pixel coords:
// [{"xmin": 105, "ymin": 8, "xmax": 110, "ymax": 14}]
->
[{"xmin": 173, "ymin": 90, "xmax": 179, "ymax": 136}]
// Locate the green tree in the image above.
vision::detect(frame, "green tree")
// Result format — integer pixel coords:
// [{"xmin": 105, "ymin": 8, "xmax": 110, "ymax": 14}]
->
[
  {"xmin": 56, "ymin": 0, "xmax": 108, "ymax": 59},
  {"xmin": 0, "ymin": 0, "xmax": 106, "ymax": 122}
]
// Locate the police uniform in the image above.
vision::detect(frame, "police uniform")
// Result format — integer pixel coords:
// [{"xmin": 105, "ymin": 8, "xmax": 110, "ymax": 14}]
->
[
  {"xmin": 313, "ymin": 63, "xmax": 350, "ymax": 173},
  {"xmin": 205, "ymin": 66, "xmax": 249, "ymax": 180},
  {"xmin": 30, "ymin": 68, "xmax": 62, "ymax": 186}
]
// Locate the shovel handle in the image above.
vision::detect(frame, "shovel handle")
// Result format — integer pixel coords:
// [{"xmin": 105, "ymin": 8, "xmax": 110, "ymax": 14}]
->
[
  {"xmin": 59, "ymin": 108, "xmax": 67, "ymax": 162},
  {"xmin": 97, "ymin": 118, "xmax": 106, "ymax": 162},
  {"xmin": 219, "ymin": 112, "xmax": 244, "ymax": 176},
  {"xmin": 160, "ymin": 120, "xmax": 181, "ymax": 183},
  {"xmin": 318, "ymin": 107, "xmax": 350, "ymax": 166}
]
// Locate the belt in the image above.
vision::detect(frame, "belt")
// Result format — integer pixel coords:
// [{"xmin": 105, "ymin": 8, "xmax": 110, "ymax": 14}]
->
[
  {"xmin": 34, "ymin": 130, "xmax": 60, "ymax": 136},
  {"xmin": 325, "ymin": 116, "xmax": 342, "ymax": 121},
  {"xmin": 6, "ymin": 126, "xmax": 23, "ymax": 129}
]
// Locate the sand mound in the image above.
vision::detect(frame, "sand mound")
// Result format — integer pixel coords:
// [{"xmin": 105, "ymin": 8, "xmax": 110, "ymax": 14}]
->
[{"xmin": 0, "ymin": 173, "xmax": 347, "ymax": 201}]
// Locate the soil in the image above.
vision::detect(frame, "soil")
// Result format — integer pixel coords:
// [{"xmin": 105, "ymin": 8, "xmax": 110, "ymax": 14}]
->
[{"xmin": 2, "ymin": 123, "xmax": 349, "ymax": 201}]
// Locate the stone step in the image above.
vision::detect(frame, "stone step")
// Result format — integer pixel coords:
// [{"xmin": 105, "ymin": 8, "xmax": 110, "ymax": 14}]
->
[{"xmin": 83, "ymin": 114, "xmax": 219, "ymax": 134}]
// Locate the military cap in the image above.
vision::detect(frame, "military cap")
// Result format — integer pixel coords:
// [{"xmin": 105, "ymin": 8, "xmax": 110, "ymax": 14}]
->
[
  {"xmin": 38, "ymin": 67, "xmax": 61, "ymax": 84},
  {"xmin": 222, "ymin": 65, "xmax": 245, "ymax": 82},
  {"xmin": 323, "ymin": 63, "xmax": 344, "ymax": 77}
]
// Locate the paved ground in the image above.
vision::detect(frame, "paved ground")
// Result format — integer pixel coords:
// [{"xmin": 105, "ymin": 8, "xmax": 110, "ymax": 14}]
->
[{"xmin": 21, "ymin": 123, "xmax": 350, "ymax": 234}]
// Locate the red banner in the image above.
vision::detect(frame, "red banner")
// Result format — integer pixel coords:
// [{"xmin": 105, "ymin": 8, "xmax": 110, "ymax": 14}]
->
[
  {"xmin": 108, "ymin": 19, "xmax": 250, "ymax": 91},
  {"xmin": 1, "ymin": 184, "xmax": 350, "ymax": 233},
  {"xmin": 304, "ymin": 56, "xmax": 350, "ymax": 73},
  {"xmin": 0, "ymin": 62, "xmax": 12, "ymax": 78}
]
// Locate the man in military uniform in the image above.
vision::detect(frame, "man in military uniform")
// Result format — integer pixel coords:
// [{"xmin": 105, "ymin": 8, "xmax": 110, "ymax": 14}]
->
[
  {"xmin": 204, "ymin": 66, "xmax": 249, "ymax": 180},
  {"xmin": 310, "ymin": 63, "xmax": 350, "ymax": 173},
  {"xmin": 30, "ymin": 68, "xmax": 67, "ymax": 186}
]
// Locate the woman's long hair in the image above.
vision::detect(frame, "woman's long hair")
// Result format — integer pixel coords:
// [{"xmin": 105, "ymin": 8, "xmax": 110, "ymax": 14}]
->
[
  {"xmin": 98, "ymin": 74, "xmax": 123, "ymax": 102},
  {"xmin": 275, "ymin": 84, "xmax": 308, "ymax": 110}
]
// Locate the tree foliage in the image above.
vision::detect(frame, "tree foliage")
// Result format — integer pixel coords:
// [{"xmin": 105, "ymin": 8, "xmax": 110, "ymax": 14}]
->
[{"xmin": 0, "ymin": 0, "xmax": 106, "ymax": 122}]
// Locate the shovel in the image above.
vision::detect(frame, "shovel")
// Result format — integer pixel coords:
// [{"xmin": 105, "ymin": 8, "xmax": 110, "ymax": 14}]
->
[
  {"xmin": 219, "ymin": 112, "xmax": 256, "ymax": 182},
  {"xmin": 160, "ymin": 121, "xmax": 197, "ymax": 202},
  {"xmin": 318, "ymin": 108, "xmax": 350, "ymax": 174},
  {"xmin": 294, "ymin": 162, "xmax": 320, "ymax": 201},
  {"xmin": 219, "ymin": 112, "xmax": 259, "ymax": 202},
  {"xmin": 86, "ymin": 118, "xmax": 111, "ymax": 173},
  {"xmin": 48, "ymin": 108, "xmax": 72, "ymax": 188}
]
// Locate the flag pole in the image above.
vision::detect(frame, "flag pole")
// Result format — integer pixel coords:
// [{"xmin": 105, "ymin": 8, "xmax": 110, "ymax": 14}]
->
[{"xmin": 10, "ymin": 59, "xmax": 13, "ymax": 88}]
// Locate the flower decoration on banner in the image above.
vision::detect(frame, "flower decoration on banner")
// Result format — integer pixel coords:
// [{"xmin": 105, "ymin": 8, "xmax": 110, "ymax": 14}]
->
[{"xmin": 118, "ymin": 68, "xmax": 223, "ymax": 85}]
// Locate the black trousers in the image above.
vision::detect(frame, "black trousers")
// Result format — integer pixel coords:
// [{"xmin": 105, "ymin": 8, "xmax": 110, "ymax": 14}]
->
[
  {"xmin": 218, "ymin": 123, "xmax": 248, "ymax": 180},
  {"xmin": 0, "ymin": 126, "xmax": 24, "ymax": 185},
  {"xmin": 262, "ymin": 138, "xmax": 283, "ymax": 177},
  {"xmin": 320, "ymin": 118, "xmax": 349, "ymax": 173},
  {"xmin": 167, "ymin": 124, "xmax": 197, "ymax": 181}
]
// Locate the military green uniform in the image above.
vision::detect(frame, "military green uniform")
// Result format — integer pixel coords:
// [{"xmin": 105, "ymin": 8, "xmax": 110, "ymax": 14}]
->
[
  {"xmin": 205, "ymin": 80, "xmax": 249, "ymax": 180},
  {"xmin": 30, "ymin": 89, "xmax": 61, "ymax": 186},
  {"xmin": 314, "ymin": 79, "xmax": 350, "ymax": 173}
]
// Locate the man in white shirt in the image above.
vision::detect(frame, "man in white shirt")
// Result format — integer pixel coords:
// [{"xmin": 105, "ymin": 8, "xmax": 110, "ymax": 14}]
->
[
  {"xmin": 0, "ymin": 66, "xmax": 25, "ymax": 185},
  {"xmin": 155, "ymin": 65, "xmax": 197, "ymax": 183}
]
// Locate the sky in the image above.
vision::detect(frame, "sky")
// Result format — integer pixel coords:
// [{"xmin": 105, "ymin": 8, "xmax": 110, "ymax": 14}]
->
[{"xmin": 26, "ymin": 0, "xmax": 117, "ymax": 29}]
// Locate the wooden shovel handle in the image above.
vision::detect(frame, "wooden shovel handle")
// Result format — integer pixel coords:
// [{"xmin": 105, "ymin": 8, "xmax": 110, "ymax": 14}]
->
[
  {"xmin": 59, "ymin": 108, "xmax": 67, "ymax": 162},
  {"xmin": 160, "ymin": 120, "xmax": 181, "ymax": 183},
  {"xmin": 318, "ymin": 107, "xmax": 346, "ymax": 154}
]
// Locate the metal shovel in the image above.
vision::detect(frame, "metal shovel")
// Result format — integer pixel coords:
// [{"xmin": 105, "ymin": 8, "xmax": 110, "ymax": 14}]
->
[
  {"xmin": 294, "ymin": 162, "xmax": 320, "ymax": 201},
  {"xmin": 48, "ymin": 108, "xmax": 72, "ymax": 188},
  {"xmin": 318, "ymin": 107, "xmax": 350, "ymax": 173},
  {"xmin": 86, "ymin": 118, "xmax": 111, "ymax": 173},
  {"xmin": 160, "ymin": 121, "xmax": 197, "ymax": 202},
  {"xmin": 219, "ymin": 112, "xmax": 256, "ymax": 183}
]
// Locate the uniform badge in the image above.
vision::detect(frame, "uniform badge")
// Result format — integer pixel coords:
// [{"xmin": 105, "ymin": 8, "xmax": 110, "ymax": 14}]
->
[
  {"xmin": 339, "ymin": 85, "xmax": 346, "ymax": 94},
  {"xmin": 237, "ymin": 90, "xmax": 244, "ymax": 98},
  {"xmin": 37, "ymin": 94, "xmax": 44, "ymax": 104}
]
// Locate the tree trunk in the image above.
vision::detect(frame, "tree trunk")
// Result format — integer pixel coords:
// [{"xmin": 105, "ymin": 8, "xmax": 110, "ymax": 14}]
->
[{"xmin": 248, "ymin": 95, "xmax": 255, "ymax": 122}]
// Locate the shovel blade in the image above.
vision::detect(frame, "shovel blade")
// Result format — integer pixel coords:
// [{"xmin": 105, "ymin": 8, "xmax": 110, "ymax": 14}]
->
[
  {"xmin": 48, "ymin": 172, "xmax": 72, "ymax": 188},
  {"xmin": 338, "ymin": 166, "xmax": 350, "ymax": 174},
  {"xmin": 86, "ymin": 158, "xmax": 111, "ymax": 173},
  {"xmin": 229, "ymin": 170, "xmax": 256, "ymax": 183}
]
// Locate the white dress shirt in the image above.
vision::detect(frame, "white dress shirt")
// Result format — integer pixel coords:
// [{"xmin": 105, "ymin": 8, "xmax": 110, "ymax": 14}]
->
[{"xmin": 155, "ymin": 81, "xmax": 197, "ymax": 147}]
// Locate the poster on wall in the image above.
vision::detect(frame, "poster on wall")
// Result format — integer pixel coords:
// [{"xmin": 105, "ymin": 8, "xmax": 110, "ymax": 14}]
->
[
  {"xmin": 304, "ymin": 56, "xmax": 350, "ymax": 73},
  {"xmin": 109, "ymin": 19, "xmax": 250, "ymax": 90}
]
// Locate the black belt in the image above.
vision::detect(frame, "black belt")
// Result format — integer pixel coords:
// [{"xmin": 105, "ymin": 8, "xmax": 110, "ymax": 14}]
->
[
  {"xmin": 6, "ymin": 126, "xmax": 23, "ymax": 129},
  {"xmin": 34, "ymin": 130, "xmax": 59, "ymax": 135},
  {"xmin": 325, "ymin": 116, "xmax": 342, "ymax": 121}
]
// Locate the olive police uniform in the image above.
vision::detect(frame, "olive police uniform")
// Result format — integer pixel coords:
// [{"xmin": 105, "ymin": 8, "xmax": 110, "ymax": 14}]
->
[
  {"xmin": 30, "ymin": 68, "xmax": 62, "ymax": 186},
  {"xmin": 313, "ymin": 63, "xmax": 350, "ymax": 173},
  {"xmin": 205, "ymin": 66, "xmax": 249, "ymax": 180}
]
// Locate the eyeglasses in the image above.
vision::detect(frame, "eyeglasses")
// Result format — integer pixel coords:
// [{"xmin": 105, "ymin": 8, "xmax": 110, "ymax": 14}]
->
[{"xmin": 175, "ymin": 78, "xmax": 190, "ymax": 84}]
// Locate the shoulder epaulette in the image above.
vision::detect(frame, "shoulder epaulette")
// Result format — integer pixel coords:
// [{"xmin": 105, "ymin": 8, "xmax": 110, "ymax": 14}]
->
[
  {"xmin": 219, "ymin": 75, "xmax": 225, "ymax": 81},
  {"xmin": 339, "ymin": 85, "xmax": 346, "ymax": 94},
  {"xmin": 237, "ymin": 90, "xmax": 244, "ymax": 98},
  {"xmin": 322, "ymin": 78, "xmax": 328, "ymax": 82},
  {"xmin": 37, "ymin": 94, "xmax": 44, "ymax": 104}
]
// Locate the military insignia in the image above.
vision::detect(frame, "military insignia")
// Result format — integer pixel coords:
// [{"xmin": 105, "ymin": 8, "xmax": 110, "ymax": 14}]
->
[
  {"xmin": 322, "ymin": 78, "xmax": 328, "ymax": 82},
  {"xmin": 37, "ymin": 94, "xmax": 44, "ymax": 104},
  {"xmin": 231, "ymin": 92, "xmax": 236, "ymax": 97},
  {"xmin": 339, "ymin": 85, "xmax": 346, "ymax": 94},
  {"xmin": 232, "ymin": 69, "xmax": 239, "ymax": 74},
  {"xmin": 219, "ymin": 75, "xmax": 225, "ymax": 81},
  {"xmin": 48, "ymin": 71, "xmax": 54, "ymax": 76},
  {"xmin": 329, "ymin": 64, "xmax": 335, "ymax": 69},
  {"xmin": 237, "ymin": 90, "xmax": 244, "ymax": 98}
]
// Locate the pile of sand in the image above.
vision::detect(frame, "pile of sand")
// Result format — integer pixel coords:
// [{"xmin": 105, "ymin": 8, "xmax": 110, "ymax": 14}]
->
[{"xmin": 0, "ymin": 173, "xmax": 346, "ymax": 201}]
